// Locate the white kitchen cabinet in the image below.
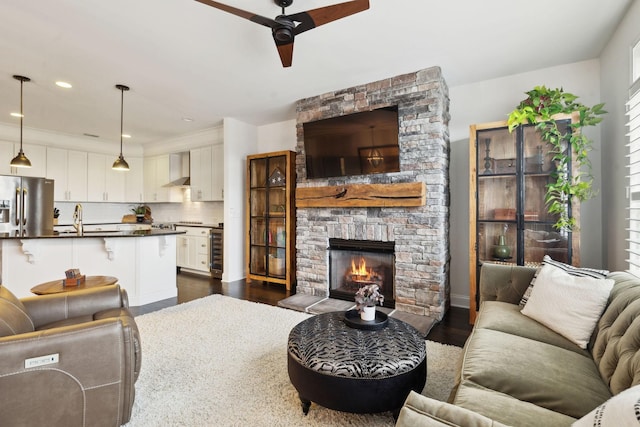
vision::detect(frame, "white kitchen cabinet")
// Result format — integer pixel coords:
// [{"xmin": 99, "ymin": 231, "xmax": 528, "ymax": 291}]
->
[
  {"xmin": 66, "ymin": 151, "xmax": 88, "ymax": 201},
  {"xmin": 87, "ymin": 153, "xmax": 125, "ymax": 202},
  {"xmin": 143, "ymin": 154, "xmax": 181, "ymax": 203},
  {"xmin": 143, "ymin": 156, "xmax": 156, "ymax": 202},
  {"xmin": 124, "ymin": 156, "xmax": 144, "ymax": 203},
  {"xmin": 46, "ymin": 147, "xmax": 88, "ymax": 201},
  {"xmin": 176, "ymin": 225, "xmax": 211, "ymax": 273},
  {"xmin": 190, "ymin": 146, "xmax": 212, "ymax": 201},
  {"xmin": 176, "ymin": 233, "xmax": 192, "ymax": 269},
  {"xmin": 189, "ymin": 144, "xmax": 223, "ymax": 202},
  {"xmin": 212, "ymin": 144, "xmax": 224, "ymax": 201},
  {"xmin": 0, "ymin": 141, "xmax": 14, "ymax": 175}
]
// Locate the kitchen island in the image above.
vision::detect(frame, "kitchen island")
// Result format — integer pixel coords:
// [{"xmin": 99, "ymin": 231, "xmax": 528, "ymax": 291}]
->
[{"xmin": 0, "ymin": 229, "xmax": 184, "ymax": 306}]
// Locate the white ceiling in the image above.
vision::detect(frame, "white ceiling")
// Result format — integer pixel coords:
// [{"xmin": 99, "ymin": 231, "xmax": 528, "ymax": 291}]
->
[{"xmin": 0, "ymin": 0, "xmax": 633, "ymax": 148}]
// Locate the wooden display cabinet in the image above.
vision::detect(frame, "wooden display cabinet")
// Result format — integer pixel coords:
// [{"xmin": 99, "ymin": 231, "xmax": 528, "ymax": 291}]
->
[
  {"xmin": 469, "ymin": 114, "xmax": 581, "ymax": 323},
  {"xmin": 246, "ymin": 150, "xmax": 296, "ymax": 291}
]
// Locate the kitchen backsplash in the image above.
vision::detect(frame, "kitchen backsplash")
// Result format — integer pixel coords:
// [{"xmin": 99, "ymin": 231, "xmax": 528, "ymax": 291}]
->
[
  {"xmin": 150, "ymin": 200, "xmax": 223, "ymax": 224},
  {"xmin": 55, "ymin": 192, "xmax": 223, "ymax": 225}
]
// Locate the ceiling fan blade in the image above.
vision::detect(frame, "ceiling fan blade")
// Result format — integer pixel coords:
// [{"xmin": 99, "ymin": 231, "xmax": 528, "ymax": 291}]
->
[
  {"xmin": 194, "ymin": 0, "xmax": 278, "ymax": 28},
  {"xmin": 289, "ymin": 0, "xmax": 369, "ymax": 35},
  {"xmin": 275, "ymin": 40, "xmax": 294, "ymax": 68}
]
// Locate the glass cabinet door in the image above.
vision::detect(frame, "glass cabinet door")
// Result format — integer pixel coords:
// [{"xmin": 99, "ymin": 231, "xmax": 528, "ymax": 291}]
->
[
  {"xmin": 476, "ymin": 126, "xmax": 517, "ymax": 264},
  {"xmin": 248, "ymin": 155, "xmax": 287, "ymax": 278},
  {"xmin": 249, "ymin": 157, "xmax": 266, "ymax": 276},
  {"xmin": 521, "ymin": 121, "xmax": 572, "ymax": 264}
]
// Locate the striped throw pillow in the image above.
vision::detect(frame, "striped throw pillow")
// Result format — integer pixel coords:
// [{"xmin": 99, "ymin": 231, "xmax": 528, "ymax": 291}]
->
[{"xmin": 519, "ymin": 255, "xmax": 609, "ymax": 308}]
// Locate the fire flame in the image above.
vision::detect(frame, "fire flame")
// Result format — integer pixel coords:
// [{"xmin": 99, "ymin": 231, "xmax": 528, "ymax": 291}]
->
[{"xmin": 351, "ymin": 257, "xmax": 372, "ymax": 278}]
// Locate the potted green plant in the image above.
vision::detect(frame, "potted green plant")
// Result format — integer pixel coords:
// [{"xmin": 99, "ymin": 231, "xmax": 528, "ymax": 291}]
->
[
  {"xmin": 507, "ymin": 86, "xmax": 606, "ymax": 231},
  {"xmin": 131, "ymin": 205, "xmax": 147, "ymax": 222},
  {"xmin": 355, "ymin": 284, "xmax": 384, "ymax": 321}
]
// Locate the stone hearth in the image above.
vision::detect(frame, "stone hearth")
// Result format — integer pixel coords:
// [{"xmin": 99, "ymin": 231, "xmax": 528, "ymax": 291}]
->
[{"xmin": 294, "ymin": 66, "xmax": 450, "ymax": 321}]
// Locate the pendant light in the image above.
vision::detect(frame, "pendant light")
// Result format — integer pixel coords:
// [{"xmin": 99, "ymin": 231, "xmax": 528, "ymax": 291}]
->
[
  {"xmin": 10, "ymin": 75, "xmax": 32, "ymax": 168},
  {"xmin": 112, "ymin": 84, "xmax": 130, "ymax": 171},
  {"xmin": 367, "ymin": 125, "xmax": 383, "ymax": 168}
]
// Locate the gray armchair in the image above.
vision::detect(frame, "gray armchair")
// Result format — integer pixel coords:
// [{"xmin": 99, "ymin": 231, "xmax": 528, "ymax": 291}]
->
[{"xmin": 0, "ymin": 284, "xmax": 141, "ymax": 427}]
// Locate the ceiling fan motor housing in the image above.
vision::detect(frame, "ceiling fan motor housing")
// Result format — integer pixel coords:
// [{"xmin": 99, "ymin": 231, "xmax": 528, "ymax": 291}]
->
[{"xmin": 273, "ymin": 15, "xmax": 294, "ymax": 42}]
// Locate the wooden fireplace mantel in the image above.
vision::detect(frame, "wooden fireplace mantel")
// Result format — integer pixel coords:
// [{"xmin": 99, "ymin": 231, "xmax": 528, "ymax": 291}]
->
[{"xmin": 295, "ymin": 182, "xmax": 426, "ymax": 208}]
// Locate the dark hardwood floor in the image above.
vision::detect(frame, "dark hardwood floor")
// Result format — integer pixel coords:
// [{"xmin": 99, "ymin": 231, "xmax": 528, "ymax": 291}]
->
[{"xmin": 131, "ymin": 271, "xmax": 473, "ymax": 347}]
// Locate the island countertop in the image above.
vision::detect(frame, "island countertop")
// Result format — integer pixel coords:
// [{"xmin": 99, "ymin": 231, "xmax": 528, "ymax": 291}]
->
[{"xmin": 0, "ymin": 229, "xmax": 185, "ymax": 239}]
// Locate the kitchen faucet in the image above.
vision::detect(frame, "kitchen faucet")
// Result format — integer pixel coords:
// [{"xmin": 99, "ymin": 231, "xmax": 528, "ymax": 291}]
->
[{"xmin": 73, "ymin": 203, "xmax": 83, "ymax": 235}]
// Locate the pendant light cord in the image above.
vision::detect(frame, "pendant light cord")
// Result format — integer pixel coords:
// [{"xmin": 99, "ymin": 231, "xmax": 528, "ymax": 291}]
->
[
  {"xmin": 120, "ymin": 86, "xmax": 124, "ymax": 154},
  {"xmin": 19, "ymin": 78, "xmax": 24, "ymax": 151}
]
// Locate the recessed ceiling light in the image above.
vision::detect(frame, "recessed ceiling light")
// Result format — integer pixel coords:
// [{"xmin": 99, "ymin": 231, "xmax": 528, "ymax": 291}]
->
[
  {"xmin": 122, "ymin": 134, "xmax": 131, "ymax": 138},
  {"xmin": 10, "ymin": 112, "xmax": 23, "ymax": 118},
  {"xmin": 182, "ymin": 117, "xmax": 194, "ymax": 122},
  {"xmin": 55, "ymin": 81, "xmax": 72, "ymax": 89}
]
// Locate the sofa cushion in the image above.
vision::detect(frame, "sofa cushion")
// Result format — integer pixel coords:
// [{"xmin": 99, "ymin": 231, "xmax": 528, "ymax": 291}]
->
[
  {"xmin": 521, "ymin": 262, "xmax": 613, "ymax": 349},
  {"xmin": 476, "ymin": 301, "xmax": 589, "ymax": 356},
  {"xmin": 396, "ymin": 391, "xmax": 510, "ymax": 427},
  {"xmin": 454, "ymin": 381, "xmax": 577, "ymax": 427},
  {"xmin": 480, "ymin": 263, "xmax": 537, "ymax": 306},
  {"xmin": 519, "ymin": 255, "xmax": 609, "ymax": 307},
  {"xmin": 461, "ymin": 328, "xmax": 611, "ymax": 418},
  {"xmin": 572, "ymin": 384, "xmax": 640, "ymax": 427},
  {"xmin": 0, "ymin": 286, "xmax": 34, "ymax": 336}
]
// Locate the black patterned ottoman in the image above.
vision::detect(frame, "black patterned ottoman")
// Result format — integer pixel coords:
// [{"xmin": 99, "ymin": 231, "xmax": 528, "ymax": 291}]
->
[{"xmin": 287, "ymin": 311, "xmax": 427, "ymax": 415}]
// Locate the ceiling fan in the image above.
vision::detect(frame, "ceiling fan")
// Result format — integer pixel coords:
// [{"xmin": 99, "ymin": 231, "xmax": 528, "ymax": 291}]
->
[{"xmin": 194, "ymin": 0, "xmax": 370, "ymax": 67}]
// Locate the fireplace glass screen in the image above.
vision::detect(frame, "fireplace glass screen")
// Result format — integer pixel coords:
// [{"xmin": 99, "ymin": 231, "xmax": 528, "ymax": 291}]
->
[{"xmin": 329, "ymin": 239, "xmax": 395, "ymax": 308}]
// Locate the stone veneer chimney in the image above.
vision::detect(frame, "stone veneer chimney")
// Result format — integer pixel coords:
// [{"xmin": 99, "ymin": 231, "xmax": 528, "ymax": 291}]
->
[{"xmin": 295, "ymin": 66, "xmax": 450, "ymax": 320}]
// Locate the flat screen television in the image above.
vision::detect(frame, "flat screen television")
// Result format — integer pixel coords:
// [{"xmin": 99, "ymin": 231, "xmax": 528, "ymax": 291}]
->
[{"xmin": 303, "ymin": 106, "xmax": 400, "ymax": 179}]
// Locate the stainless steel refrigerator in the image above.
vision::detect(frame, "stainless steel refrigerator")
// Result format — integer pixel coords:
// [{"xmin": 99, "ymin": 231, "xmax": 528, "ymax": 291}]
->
[{"xmin": 0, "ymin": 175, "xmax": 54, "ymax": 236}]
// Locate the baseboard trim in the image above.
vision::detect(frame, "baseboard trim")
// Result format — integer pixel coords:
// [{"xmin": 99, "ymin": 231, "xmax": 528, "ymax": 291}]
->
[{"xmin": 450, "ymin": 294, "xmax": 470, "ymax": 309}]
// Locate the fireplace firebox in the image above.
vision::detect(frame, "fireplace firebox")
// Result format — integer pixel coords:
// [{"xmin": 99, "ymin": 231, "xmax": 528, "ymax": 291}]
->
[{"xmin": 328, "ymin": 238, "xmax": 395, "ymax": 308}]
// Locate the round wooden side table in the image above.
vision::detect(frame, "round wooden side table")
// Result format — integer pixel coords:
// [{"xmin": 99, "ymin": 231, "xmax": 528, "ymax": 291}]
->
[{"xmin": 30, "ymin": 276, "xmax": 118, "ymax": 295}]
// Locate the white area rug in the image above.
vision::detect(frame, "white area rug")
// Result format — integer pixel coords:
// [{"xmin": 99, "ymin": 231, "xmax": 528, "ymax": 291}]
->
[{"xmin": 125, "ymin": 295, "xmax": 461, "ymax": 426}]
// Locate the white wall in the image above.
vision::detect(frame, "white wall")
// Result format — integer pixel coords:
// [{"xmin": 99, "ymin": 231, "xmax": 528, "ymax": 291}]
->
[
  {"xmin": 447, "ymin": 59, "xmax": 604, "ymax": 308},
  {"xmin": 222, "ymin": 117, "xmax": 258, "ymax": 282},
  {"xmin": 600, "ymin": 0, "xmax": 640, "ymax": 272},
  {"xmin": 257, "ymin": 119, "xmax": 297, "ymax": 153}
]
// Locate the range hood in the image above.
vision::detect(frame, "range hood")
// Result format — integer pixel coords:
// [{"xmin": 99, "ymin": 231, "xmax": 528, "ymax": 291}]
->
[
  {"xmin": 166, "ymin": 176, "xmax": 190, "ymax": 187},
  {"xmin": 163, "ymin": 152, "xmax": 190, "ymax": 187}
]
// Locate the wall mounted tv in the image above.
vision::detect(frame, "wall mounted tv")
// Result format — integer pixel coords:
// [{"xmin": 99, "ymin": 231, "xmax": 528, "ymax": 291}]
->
[{"xmin": 303, "ymin": 106, "xmax": 400, "ymax": 179}]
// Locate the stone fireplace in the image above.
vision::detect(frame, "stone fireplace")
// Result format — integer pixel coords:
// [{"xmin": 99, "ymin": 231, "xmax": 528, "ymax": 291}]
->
[{"xmin": 294, "ymin": 66, "xmax": 450, "ymax": 321}]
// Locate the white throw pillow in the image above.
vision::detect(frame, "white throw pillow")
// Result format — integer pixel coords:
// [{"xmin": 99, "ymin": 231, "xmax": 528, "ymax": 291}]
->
[
  {"xmin": 521, "ymin": 262, "xmax": 614, "ymax": 349},
  {"xmin": 519, "ymin": 255, "xmax": 609, "ymax": 307},
  {"xmin": 573, "ymin": 384, "xmax": 640, "ymax": 426}
]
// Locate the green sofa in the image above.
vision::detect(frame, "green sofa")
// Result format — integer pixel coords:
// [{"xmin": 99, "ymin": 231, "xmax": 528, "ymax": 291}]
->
[{"xmin": 396, "ymin": 263, "xmax": 640, "ymax": 426}]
